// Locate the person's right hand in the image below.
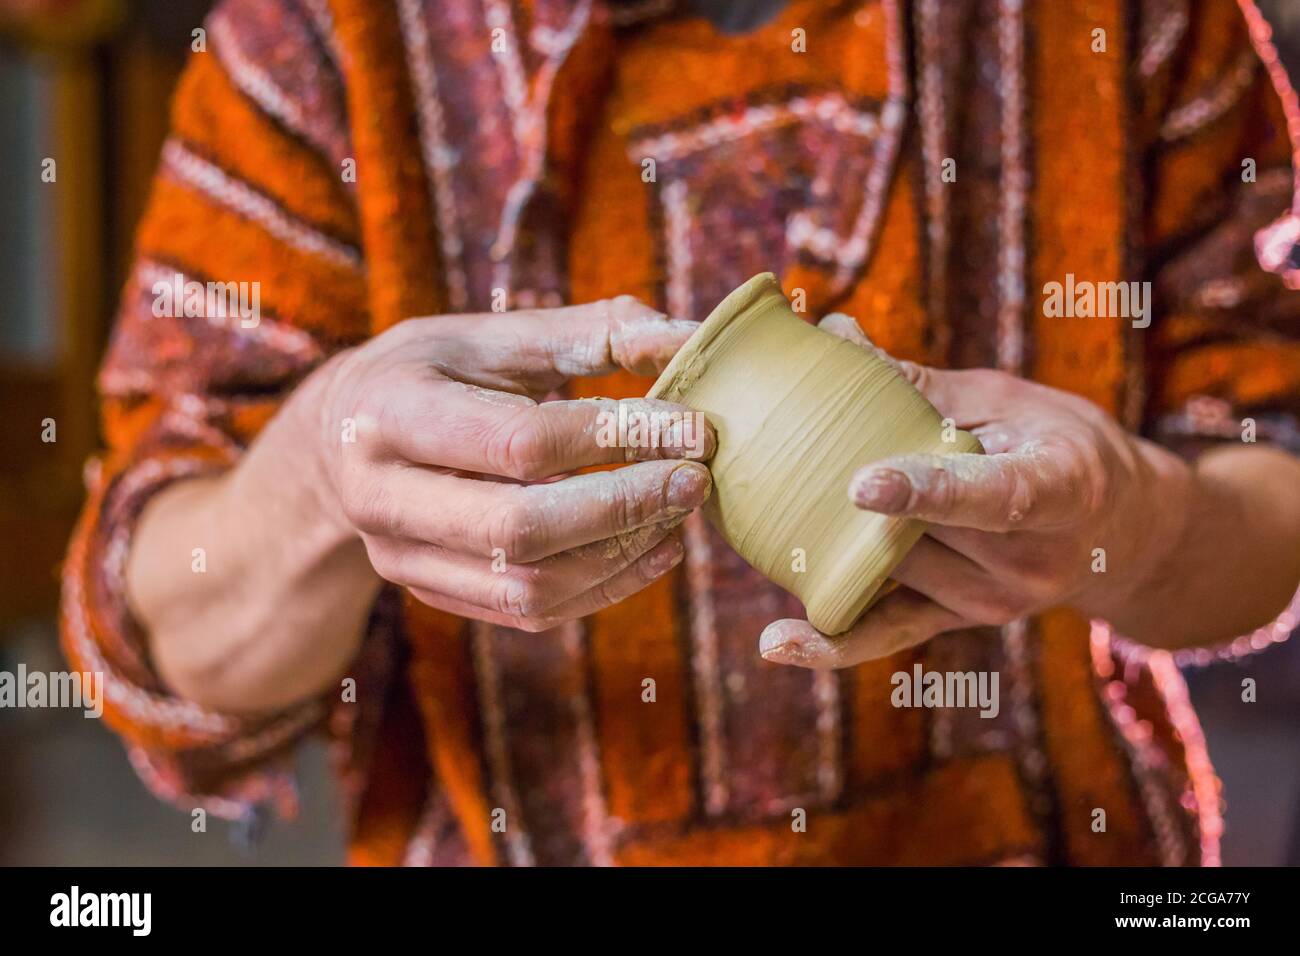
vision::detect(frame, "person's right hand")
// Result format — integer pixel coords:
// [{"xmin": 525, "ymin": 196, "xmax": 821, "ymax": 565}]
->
[{"xmin": 313, "ymin": 296, "xmax": 715, "ymax": 632}]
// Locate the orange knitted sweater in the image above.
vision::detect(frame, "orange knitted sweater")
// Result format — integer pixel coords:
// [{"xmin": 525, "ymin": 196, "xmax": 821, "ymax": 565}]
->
[{"xmin": 62, "ymin": 0, "xmax": 1300, "ymax": 865}]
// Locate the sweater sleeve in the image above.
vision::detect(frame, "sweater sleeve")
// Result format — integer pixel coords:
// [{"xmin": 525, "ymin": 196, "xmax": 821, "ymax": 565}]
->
[
  {"xmin": 59, "ymin": 0, "xmax": 371, "ymax": 820},
  {"xmin": 1142, "ymin": 0, "xmax": 1300, "ymax": 451},
  {"xmin": 1134, "ymin": 0, "xmax": 1300, "ymax": 662}
]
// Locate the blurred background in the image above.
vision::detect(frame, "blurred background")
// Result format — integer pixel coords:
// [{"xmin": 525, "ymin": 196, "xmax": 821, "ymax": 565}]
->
[
  {"xmin": 0, "ymin": 0, "xmax": 1298, "ymax": 866},
  {"xmin": 0, "ymin": 0, "xmax": 342, "ymax": 864}
]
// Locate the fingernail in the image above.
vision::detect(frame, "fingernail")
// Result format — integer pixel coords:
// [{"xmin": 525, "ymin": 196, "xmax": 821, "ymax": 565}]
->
[
  {"xmin": 648, "ymin": 536, "xmax": 685, "ymax": 574},
  {"xmin": 759, "ymin": 625, "xmax": 824, "ymax": 667},
  {"xmin": 850, "ymin": 468, "xmax": 911, "ymax": 512},
  {"xmin": 667, "ymin": 463, "xmax": 712, "ymax": 510},
  {"xmin": 759, "ymin": 639, "xmax": 803, "ymax": 665},
  {"xmin": 662, "ymin": 414, "xmax": 715, "ymax": 460}
]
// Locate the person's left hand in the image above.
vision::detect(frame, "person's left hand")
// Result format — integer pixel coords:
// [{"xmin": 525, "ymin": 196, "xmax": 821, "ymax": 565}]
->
[{"xmin": 758, "ymin": 314, "xmax": 1194, "ymax": 669}]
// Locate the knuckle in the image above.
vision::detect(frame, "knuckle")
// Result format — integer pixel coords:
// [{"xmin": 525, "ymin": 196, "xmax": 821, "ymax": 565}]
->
[
  {"xmin": 609, "ymin": 471, "xmax": 650, "ymax": 532},
  {"xmin": 601, "ymin": 295, "xmax": 658, "ymax": 337},
  {"xmin": 925, "ymin": 466, "xmax": 960, "ymax": 516},
  {"xmin": 1004, "ymin": 467, "xmax": 1039, "ymax": 526},
  {"xmin": 340, "ymin": 491, "xmax": 372, "ymax": 533},
  {"xmin": 353, "ymin": 393, "xmax": 396, "ymax": 455},
  {"xmin": 493, "ymin": 573, "xmax": 534, "ymax": 619},
  {"xmin": 506, "ymin": 565, "xmax": 557, "ymax": 618},
  {"xmin": 345, "ymin": 475, "xmax": 398, "ymax": 535},
  {"xmin": 515, "ymin": 615, "xmax": 560, "ymax": 634},
  {"xmin": 492, "ymin": 417, "xmax": 553, "ymax": 481},
  {"xmin": 606, "ymin": 294, "xmax": 643, "ymax": 318},
  {"xmin": 488, "ymin": 500, "xmax": 543, "ymax": 561}
]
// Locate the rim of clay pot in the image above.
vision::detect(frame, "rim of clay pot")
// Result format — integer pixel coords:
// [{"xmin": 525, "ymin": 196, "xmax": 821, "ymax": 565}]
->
[{"xmin": 646, "ymin": 272, "xmax": 782, "ymax": 405}]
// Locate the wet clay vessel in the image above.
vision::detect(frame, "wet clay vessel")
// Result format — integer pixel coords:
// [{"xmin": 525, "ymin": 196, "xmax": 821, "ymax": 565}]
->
[{"xmin": 647, "ymin": 273, "xmax": 984, "ymax": 634}]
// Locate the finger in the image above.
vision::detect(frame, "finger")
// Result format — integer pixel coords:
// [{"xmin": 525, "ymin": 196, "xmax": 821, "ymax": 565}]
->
[
  {"xmin": 817, "ymin": 312, "xmax": 940, "ymax": 402},
  {"xmin": 758, "ymin": 587, "xmax": 968, "ymax": 669},
  {"xmin": 815, "ymin": 315, "xmax": 1013, "ymax": 426},
  {"xmin": 817, "ymin": 314, "xmax": 926, "ymax": 391},
  {"xmin": 891, "ymin": 536, "xmax": 1019, "ymax": 625},
  {"xmin": 359, "ymin": 459, "xmax": 711, "ymax": 561},
  {"xmin": 541, "ymin": 529, "xmax": 687, "ymax": 620},
  {"xmin": 848, "ymin": 447, "xmax": 1078, "ymax": 532},
  {"xmin": 817, "ymin": 312, "xmax": 877, "ymax": 351},
  {"xmin": 430, "ymin": 296, "xmax": 700, "ymax": 388},
  {"xmin": 923, "ymin": 523, "xmax": 1014, "ymax": 567},
  {"xmin": 406, "ymin": 532, "xmax": 685, "ymax": 632},
  {"xmin": 382, "ymin": 384, "xmax": 715, "ymax": 479},
  {"xmin": 372, "ymin": 518, "xmax": 678, "ymax": 617}
]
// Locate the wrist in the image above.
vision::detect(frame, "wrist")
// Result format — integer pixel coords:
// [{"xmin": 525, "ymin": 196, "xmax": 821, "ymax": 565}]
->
[
  {"xmin": 1081, "ymin": 438, "xmax": 1196, "ymax": 628},
  {"xmin": 225, "ymin": 351, "xmax": 363, "ymax": 554}
]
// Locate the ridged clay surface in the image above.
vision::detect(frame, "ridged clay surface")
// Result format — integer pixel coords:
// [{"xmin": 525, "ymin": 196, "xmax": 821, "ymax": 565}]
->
[{"xmin": 648, "ymin": 273, "xmax": 984, "ymax": 634}]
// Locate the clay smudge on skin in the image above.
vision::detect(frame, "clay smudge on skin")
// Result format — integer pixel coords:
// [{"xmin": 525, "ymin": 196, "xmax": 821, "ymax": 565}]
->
[
  {"xmin": 449, "ymin": 379, "xmax": 537, "ymax": 408},
  {"xmin": 853, "ymin": 441, "xmax": 1055, "ymax": 523},
  {"xmin": 520, "ymin": 462, "xmax": 707, "ymax": 539},
  {"xmin": 758, "ymin": 622, "xmax": 843, "ymax": 668},
  {"xmin": 608, "ymin": 317, "xmax": 701, "ymax": 377},
  {"xmin": 543, "ymin": 302, "xmax": 696, "ymax": 378},
  {"xmin": 580, "ymin": 516, "xmax": 684, "ymax": 563},
  {"xmin": 851, "ymin": 454, "xmax": 997, "ymax": 509},
  {"xmin": 576, "ymin": 397, "xmax": 713, "ymax": 460}
]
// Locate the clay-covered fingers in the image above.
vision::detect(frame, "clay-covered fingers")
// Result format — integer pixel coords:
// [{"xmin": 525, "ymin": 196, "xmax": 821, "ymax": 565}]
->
[
  {"xmin": 368, "ymin": 518, "xmax": 683, "ymax": 624},
  {"xmin": 405, "ymin": 530, "xmax": 686, "ymax": 632},
  {"xmin": 848, "ymin": 445, "xmax": 1083, "ymax": 532},
  {"xmin": 758, "ymin": 587, "xmax": 969, "ymax": 669},
  {"xmin": 378, "ymin": 380, "xmax": 714, "ymax": 478},
  {"xmin": 421, "ymin": 296, "xmax": 701, "ymax": 391},
  {"xmin": 523, "ymin": 295, "xmax": 701, "ymax": 377},
  {"xmin": 347, "ymin": 459, "xmax": 711, "ymax": 562},
  {"xmin": 890, "ymin": 536, "xmax": 1031, "ymax": 626}
]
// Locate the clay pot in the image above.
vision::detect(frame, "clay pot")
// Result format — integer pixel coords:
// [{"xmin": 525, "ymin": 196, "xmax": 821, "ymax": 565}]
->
[{"xmin": 647, "ymin": 273, "xmax": 983, "ymax": 634}]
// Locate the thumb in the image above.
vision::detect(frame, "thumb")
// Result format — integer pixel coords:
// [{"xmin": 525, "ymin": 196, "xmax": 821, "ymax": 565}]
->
[
  {"xmin": 817, "ymin": 311, "xmax": 877, "ymax": 350},
  {"xmin": 818, "ymin": 312, "xmax": 920, "ymax": 385},
  {"xmin": 818, "ymin": 312, "xmax": 967, "ymax": 413},
  {"xmin": 469, "ymin": 295, "xmax": 701, "ymax": 381}
]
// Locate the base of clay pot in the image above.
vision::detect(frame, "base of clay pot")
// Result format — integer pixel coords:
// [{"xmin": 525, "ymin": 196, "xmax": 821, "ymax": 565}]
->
[{"xmin": 648, "ymin": 273, "xmax": 983, "ymax": 634}]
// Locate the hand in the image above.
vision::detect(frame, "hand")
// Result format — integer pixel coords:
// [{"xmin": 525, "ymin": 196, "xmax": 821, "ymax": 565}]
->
[
  {"xmin": 315, "ymin": 297, "xmax": 715, "ymax": 633},
  {"xmin": 759, "ymin": 315, "xmax": 1192, "ymax": 669}
]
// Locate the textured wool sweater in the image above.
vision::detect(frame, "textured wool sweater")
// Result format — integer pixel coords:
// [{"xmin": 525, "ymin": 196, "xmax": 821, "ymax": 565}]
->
[{"xmin": 62, "ymin": 0, "xmax": 1300, "ymax": 865}]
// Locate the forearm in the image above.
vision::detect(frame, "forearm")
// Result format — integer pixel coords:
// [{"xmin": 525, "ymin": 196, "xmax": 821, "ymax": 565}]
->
[
  {"xmin": 1096, "ymin": 442, "xmax": 1300, "ymax": 649},
  {"xmin": 125, "ymin": 367, "xmax": 381, "ymax": 715}
]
